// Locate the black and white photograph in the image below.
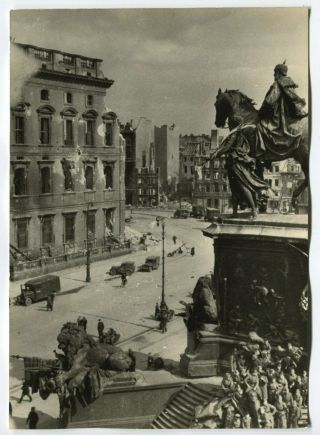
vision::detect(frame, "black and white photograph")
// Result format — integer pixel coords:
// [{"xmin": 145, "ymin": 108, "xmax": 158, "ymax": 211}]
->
[{"xmin": 3, "ymin": 3, "xmax": 320, "ymax": 432}]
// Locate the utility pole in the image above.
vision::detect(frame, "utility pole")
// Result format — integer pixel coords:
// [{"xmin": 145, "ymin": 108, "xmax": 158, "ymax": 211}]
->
[
  {"xmin": 156, "ymin": 216, "xmax": 167, "ymax": 310},
  {"xmin": 86, "ymin": 202, "xmax": 93, "ymax": 283}
]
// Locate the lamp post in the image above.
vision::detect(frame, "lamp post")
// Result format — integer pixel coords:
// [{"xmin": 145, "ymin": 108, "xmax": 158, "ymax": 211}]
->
[
  {"xmin": 156, "ymin": 216, "xmax": 167, "ymax": 310},
  {"xmin": 86, "ymin": 202, "xmax": 93, "ymax": 283}
]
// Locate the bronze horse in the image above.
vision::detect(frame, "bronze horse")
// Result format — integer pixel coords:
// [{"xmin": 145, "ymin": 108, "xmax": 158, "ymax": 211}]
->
[{"xmin": 213, "ymin": 89, "xmax": 309, "ymax": 214}]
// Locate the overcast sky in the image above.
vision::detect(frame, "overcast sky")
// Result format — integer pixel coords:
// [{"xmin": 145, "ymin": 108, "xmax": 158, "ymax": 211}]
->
[{"xmin": 10, "ymin": 8, "xmax": 308, "ymax": 135}]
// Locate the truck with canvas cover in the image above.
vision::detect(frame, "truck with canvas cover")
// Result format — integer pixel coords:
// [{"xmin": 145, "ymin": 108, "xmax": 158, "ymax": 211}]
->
[
  {"xmin": 17, "ymin": 275, "xmax": 61, "ymax": 306},
  {"xmin": 108, "ymin": 261, "xmax": 136, "ymax": 276}
]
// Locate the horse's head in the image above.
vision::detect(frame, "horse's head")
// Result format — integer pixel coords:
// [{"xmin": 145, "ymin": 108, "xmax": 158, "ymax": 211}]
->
[
  {"xmin": 214, "ymin": 88, "xmax": 232, "ymax": 128},
  {"xmin": 215, "ymin": 88, "xmax": 257, "ymax": 129}
]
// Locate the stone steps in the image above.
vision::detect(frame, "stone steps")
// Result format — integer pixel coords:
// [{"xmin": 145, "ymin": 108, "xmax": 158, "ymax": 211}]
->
[{"xmin": 151, "ymin": 383, "xmax": 213, "ymax": 429}]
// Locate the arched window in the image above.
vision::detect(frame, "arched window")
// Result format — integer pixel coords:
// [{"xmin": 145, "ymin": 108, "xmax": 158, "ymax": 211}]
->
[
  {"xmin": 37, "ymin": 105, "xmax": 55, "ymax": 145},
  {"xmin": 14, "ymin": 167, "xmax": 27, "ymax": 195}
]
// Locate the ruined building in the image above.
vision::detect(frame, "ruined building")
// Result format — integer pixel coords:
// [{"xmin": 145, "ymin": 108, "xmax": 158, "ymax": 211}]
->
[
  {"xmin": 121, "ymin": 118, "xmax": 160, "ymax": 207},
  {"xmin": 10, "ymin": 43, "xmax": 125, "ymax": 275}
]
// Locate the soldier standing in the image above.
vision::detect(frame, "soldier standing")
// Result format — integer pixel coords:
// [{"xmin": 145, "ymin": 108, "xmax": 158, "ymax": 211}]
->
[
  {"xmin": 18, "ymin": 380, "xmax": 32, "ymax": 403},
  {"xmin": 159, "ymin": 308, "xmax": 168, "ymax": 333},
  {"xmin": 26, "ymin": 406, "xmax": 39, "ymax": 429},
  {"xmin": 97, "ymin": 319, "xmax": 104, "ymax": 338}
]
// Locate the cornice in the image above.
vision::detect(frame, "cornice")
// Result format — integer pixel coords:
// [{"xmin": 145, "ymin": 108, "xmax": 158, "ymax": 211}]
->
[{"xmin": 34, "ymin": 69, "xmax": 114, "ymax": 89}]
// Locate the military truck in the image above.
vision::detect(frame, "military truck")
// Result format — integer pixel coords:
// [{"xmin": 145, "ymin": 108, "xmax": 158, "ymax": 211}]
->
[{"xmin": 16, "ymin": 275, "xmax": 61, "ymax": 306}]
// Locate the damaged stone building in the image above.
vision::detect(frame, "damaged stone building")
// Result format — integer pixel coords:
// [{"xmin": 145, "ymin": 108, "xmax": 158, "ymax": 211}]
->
[
  {"xmin": 10, "ymin": 43, "xmax": 125, "ymax": 271},
  {"xmin": 121, "ymin": 118, "xmax": 160, "ymax": 207}
]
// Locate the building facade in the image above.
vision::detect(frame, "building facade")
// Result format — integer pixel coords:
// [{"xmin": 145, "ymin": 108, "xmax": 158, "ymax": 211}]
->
[
  {"xmin": 121, "ymin": 118, "xmax": 160, "ymax": 206},
  {"xmin": 178, "ymin": 130, "xmax": 231, "ymax": 211},
  {"xmin": 10, "ymin": 43, "xmax": 125, "ymax": 263},
  {"xmin": 264, "ymin": 159, "xmax": 308, "ymax": 214},
  {"xmin": 154, "ymin": 124, "xmax": 179, "ymax": 195}
]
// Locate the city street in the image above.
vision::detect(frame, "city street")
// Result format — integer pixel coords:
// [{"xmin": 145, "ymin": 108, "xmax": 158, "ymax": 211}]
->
[{"xmin": 10, "ymin": 211, "xmax": 214, "ymax": 382}]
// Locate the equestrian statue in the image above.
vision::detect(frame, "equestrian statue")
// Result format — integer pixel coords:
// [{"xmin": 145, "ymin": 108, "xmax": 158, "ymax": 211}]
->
[{"xmin": 212, "ymin": 62, "xmax": 308, "ymax": 218}]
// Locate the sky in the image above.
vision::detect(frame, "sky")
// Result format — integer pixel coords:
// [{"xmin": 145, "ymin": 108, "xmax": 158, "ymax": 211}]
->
[{"xmin": 10, "ymin": 8, "xmax": 309, "ymax": 135}]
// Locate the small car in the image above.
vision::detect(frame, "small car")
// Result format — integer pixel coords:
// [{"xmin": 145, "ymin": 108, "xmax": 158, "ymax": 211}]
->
[
  {"xmin": 191, "ymin": 205, "xmax": 205, "ymax": 218},
  {"xmin": 173, "ymin": 209, "xmax": 190, "ymax": 219},
  {"xmin": 138, "ymin": 256, "xmax": 160, "ymax": 272},
  {"xmin": 108, "ymin": 261, "xmax": 136, "ymax": 276},
  {"xmin": 17, "ymin": 275, "xmax": 61, "ymax": 306}
]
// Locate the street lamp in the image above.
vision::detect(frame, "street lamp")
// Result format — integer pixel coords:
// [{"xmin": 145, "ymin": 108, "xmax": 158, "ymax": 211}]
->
[
  {"xmin": 156, "ymin": 216, "xmax": 168, "ymax": 311},
  {"xmin": 86, "ymin": 202, "xmax": 93, "ymax": 283}
]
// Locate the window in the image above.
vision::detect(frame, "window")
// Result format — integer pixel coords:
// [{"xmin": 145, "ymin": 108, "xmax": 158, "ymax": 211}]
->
[
  {"xmin": 104, "ymin": 208, "xmax": 115, "ymax": 233},
  {"xmin": 40, "ymin": 167, "xmax": 51, "ymax": 193},
  {"xmin": 274, "ymin": 165, "xmax": 279, "ymax": 173},
  {"xmin": 86, "ymin": 95, "xmax": 93, "ymax": 106},
  {"xmin": 207, "ymin": 199, "xmax": 212, "ymax": 207},
  {"xmin": 184, "ymin": 166, "xmax": 188, "ymax": 174},
  {"xmin": 34, "ymin": 49, "xmax": 51, "ymax": 60},
  {"xmin": 214, "ymin": 160, "xmax": 220, "ymax": 169},
  {"xmin": 41, "ymin": 216, "xmax": 54, "ymax": 245},
  {"xmin": 81, "ymin": 59, "xmax": 94, "ymax": 69},
  {"xmin": 191, "ymin": 166, "xmax": 195, "ymax": 175},
  {"xmin": 275, "ymin": 179, "xmax": 279, "ymax": 187},
  {"xmin": 268, "ymin": 179, "xmax": 272, "ymax": 186},
  {"xmin": 15, "ymin": 116, "xmax": 25, "ymax": 144},
  {"xmin": 85, "ymin": 120, "xmax": 95, "ymax": 146},
  {"xmin": 64, "ymin": 92, "xmax": 72, "ymax": 104},
  {"xmin": 206, "ymin": 184, "xmax": 210, "ymax": 193},
  {"xmin": 40, "ymin": 117, "xmax": 50, "ymax": 144},
  {"xmin": 86, "ymin": 212, "xmax": 95, "ymax": 238},
  {"xmin": 16, "ymin": 219, "xmax": 28, "ymax": 249},
  {"xmin": 137, "ymin": 178, "xmax": 142, "ymax": 185},
  {"xmin": 85, "ymin": 165, "xmax": 94, "ymax": 190},
  {"xmin": 104, "ymin": 163, "xmax": 114, "ymax": 189},
  {"xmin": 105, "ymin": 122, "xmax": 113, "ymax": 146},
  {"xmin": 14, "ymin": 167, "xmax": 27, "ymax": 195},
  {"xmin": 214, "ymin": 199, "xmax": 219, "ymax": 208},
  {"xmin": 213, "ymin": 172, "xmax": 219, "ymax": 180},
  {"xmin": 64, "ymin": 214, "xmax": 76, "ymax": 243},
  {"xmin": 64, "ymin": 119, "xmax": 74, "ymax": 146},
  {"xmin": 214, "ymin": 183, "xmax": 219, "ymax": 193},
  {"xmin": 41, "ymin": 89, "xmax": 49, "ymax": 101},
  {"xmin": 184, "ymin": 157, "xmax": 187, "ymax": 162},
  {"xmin": 63, "ymin": 55, "xmax": 74, "ymax": 65}
]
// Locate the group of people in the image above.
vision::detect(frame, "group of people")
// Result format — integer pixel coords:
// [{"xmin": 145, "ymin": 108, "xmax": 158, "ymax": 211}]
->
[{"xmin": 217, "ymin": 340, "xmax": 308, "ymax": 428}]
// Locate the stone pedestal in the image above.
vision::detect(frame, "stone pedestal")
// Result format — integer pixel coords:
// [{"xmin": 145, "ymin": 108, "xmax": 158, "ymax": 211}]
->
[
  {"xmin": 180, "ymin": 330, "xmax": 238, "ymax": 377},
  {"xmin": 180, "ymin": 214, "xmax": 310, "ymax": 378}
]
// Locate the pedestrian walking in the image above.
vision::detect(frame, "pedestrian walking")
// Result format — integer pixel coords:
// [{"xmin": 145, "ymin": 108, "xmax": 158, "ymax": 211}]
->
[
  {"xmin": 128, "ymin": 349, "xmax": 136, "ymax": 372},
  {"xmin": 159, "ymin": 309, "xmax": 169, "ymax": 333},
  {"xmin": 190, "ymin": 247, "xmax": 195, "ymax": 256},
  {"xmin": 9, "ymin": 401, "xmax": 12, "ymax": 417},
  {"xmin": 46, "ymin": 296, "xmax": 52, "ymax": 311},
  {"xmin": 18, "ymin": 380, "xmax": 32, "ymax": 403},
  {"xmin": 97, "ymin": 319, "xmax": 104, "ymax": 338},
  {"xmin": 26, "ymin": 406, "xmax": 39, "ymax": 429},
  {"xmin": 121, "ymin": 272, "xmax": 127, "ymax": 287},
  {"xmin": 172, "ymin": 235, "xmax": 177, "ymax": 245}
]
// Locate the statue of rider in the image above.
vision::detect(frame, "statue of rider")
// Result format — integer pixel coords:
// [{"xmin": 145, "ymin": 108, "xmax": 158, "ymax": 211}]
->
[{"xmin": 258, "ymin": 62, "xmax": 307, "ymax": 158}]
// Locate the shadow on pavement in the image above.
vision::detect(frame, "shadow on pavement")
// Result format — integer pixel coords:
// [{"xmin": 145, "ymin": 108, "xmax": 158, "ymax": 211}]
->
[{"xmin": 56, "ymin": 285, "xmax": 85, "ymax": 297}]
